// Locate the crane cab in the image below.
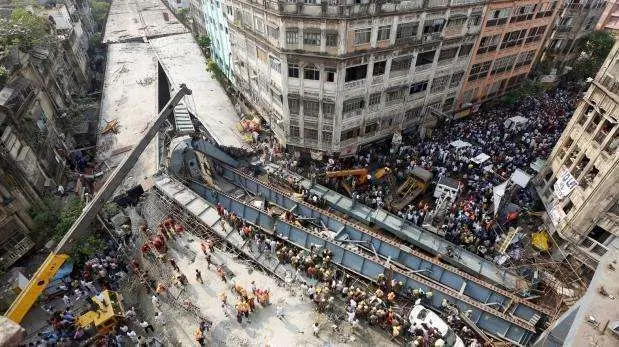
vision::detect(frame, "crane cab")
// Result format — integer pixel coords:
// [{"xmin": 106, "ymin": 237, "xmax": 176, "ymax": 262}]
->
[{"xmin": 77, "ymin": 290, "xmax": 125, "ymax": 336}]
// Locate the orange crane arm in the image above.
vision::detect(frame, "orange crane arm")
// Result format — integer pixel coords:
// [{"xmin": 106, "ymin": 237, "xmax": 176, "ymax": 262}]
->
[{"xmin": 325, "ymin": 168, "xmax": 368, "ymax": 178}]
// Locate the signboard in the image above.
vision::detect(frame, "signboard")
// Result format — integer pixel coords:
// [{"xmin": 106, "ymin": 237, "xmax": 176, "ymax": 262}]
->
[
  {"xmin": 554, "ymin": 167, "xmax": 578, "ymax": 199},
  {"xmin": 547, "ymin": 199, "xmax": 567, "ymax": 226}
]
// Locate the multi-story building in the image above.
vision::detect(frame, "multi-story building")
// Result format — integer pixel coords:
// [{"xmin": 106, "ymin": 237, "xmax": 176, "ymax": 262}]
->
[
  {"xmin": 188, "ymin": 0, "xmax": 207, "ymax": 35},
  {"xmin": 543, "ymin": 0, "xmax": 606, "ymax": 76},
  {"xmin": 225, "ymin": 0, "xmax": 485, "ymax": 154},
  {"xmin": 206, "ymin": 0, "xmax": 234, "ymax": 82},
  {"xmin": 536, "ymin": 41, "xmax": 619, "ymax": 271},
  {"xmin": 455, "ymin": 0, "xmax": 560, "ymax": 114},
  {"xmin": 0, "ymin": 3, "xmax": 95, "ymax": 266},
  {"xmin": 168, "ymin": 0, "xmax": 190, "ymax": 12},
  {"xmin": 596, "ymin": 0, "xmax": 619, "ymax": 34}
]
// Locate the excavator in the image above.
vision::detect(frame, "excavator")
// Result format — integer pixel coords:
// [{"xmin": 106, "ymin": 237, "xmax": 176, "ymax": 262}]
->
[
  {"xmin": 390, "ymin": 166, "xmax": 433, "ymax": 211},
  {"xmin": 324, "ymin": 167, "xmax": 391, "ymax": 195},
  {"xmin": 3, "ymin": 84, "xmax": 192, "ymax": 325}
]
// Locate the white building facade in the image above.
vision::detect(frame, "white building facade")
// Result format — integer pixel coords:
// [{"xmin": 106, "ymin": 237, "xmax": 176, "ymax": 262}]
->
[{"xmin": 224, "ymin": 0, "xmax": 483, "ymax": 154}]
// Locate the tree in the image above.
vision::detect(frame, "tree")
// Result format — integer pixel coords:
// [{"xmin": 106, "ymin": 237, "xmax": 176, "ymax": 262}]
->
[
  {"xmin": 197, "ymin": 35, "xmax": 211, "ymax": 49},
  {"xmin": 29, "ymin": 196, "xmax": 62, "ymax": 243},
  {"xmin": 54, "ymin": 197, "xmax": 86, "ymax": 242},
  {"xmin": 70, "ymin": 234, "xmax": 106, "ymax": 266},
  {"xmin": 91, "ymin": 0, "xmax": 110, "ymax": 30},
  {"xmin": 89, "ymin": 32, "xmax": 102, "ymax": 49},
  {"xmin": 0, "ymin": 8, "xmax": 51, "ymax": 50},
  {"xmin": 500, "ymin": 80, "xmax": 542, "ymax": 107},
  {"xmin": 565, "ymin": 31, "xmax": 614, "ymax": 82}
]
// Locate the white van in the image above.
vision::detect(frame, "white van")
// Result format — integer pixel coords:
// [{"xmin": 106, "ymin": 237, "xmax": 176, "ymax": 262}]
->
[{"xmin": 408, "ymin": 304, "xmax": 465, "ymax": 347}]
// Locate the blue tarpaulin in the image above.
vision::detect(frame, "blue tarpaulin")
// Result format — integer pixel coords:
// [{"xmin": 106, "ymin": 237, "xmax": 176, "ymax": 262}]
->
[{"xmin": 51, "ymin": 262, "xmax": 73, "ymax": 281}]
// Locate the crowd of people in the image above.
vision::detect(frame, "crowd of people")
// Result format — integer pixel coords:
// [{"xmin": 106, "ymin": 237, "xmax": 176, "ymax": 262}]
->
[{"xmin": 272, "ymin": 89, "xmax": 579, "ymax": 261}]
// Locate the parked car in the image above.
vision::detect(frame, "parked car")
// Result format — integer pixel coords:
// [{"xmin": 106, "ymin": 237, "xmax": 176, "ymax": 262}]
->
[{"xmin": 409, "ymin": 304, "xmax": 465, "ymax": 347}]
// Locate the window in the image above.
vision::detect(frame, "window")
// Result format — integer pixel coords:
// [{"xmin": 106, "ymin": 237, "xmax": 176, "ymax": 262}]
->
[
  {"xmin": 323, "ymin": 102, "xmax": 335, "ymax": 116},
  {"xmin": 305, "ymin": 128, "xmax": 318, "ymax": 140},
  {"xmin": 405, "ymin": 107, "xmax": 422, "ymax": 121},
  {"xmin": 373, "ymin": 61, "xmax": 386, "ymax": 75},
  {"xmin": 423, "ymin": 19, "xmax": 445, "ymax": 34},
  {"xmin": 391, "ymin": 56, "xmax": 411, "ymax": 71},
  {"xmin": 286, "ymin": 29, "xmax": 298, "ymax": 44},
  {"xmin": 396, "ymin": 22, "xmax": 419, "ymax": 40},
  {"xmin": 447, "ymin": 15, "xmax": 467, "ymax": 28},
  {"xmin": 326, "ymin": 33, "xmax": 338, "ymax": 47},
  {"xmin": 341, "ymin": 127, "xmax": 360, "ymax": 141},
  {"xmin": 377, "ymin": 25, "xmax": 391, "ymax": 41},
  {"xmin": 363, "ymin": 121, "xmax": 377, "ymax": 134},
  {"xmin": 256, "ymin": 47, "xmax": 267, "ymax": 63},
  {"xmin": 369, "ymin": 92, "xmax": 381, "ymax": 105},
  {"xmin": 525, "ymin": 26, "xmax": 546, "ymax": 44},
  {"xmin": 303, "ymin": 65, "xmax": 320, "ymax": 80},
  {"xmin": 254, "ymin": 16, "xmax": 265, "ymax": 34},
  {"xmin": 303, "ymin": 100, "xmax": 320, "ymax": 116},
  {"xmin": 477, "ymin": 35, "xmax": 501, "ymax": 54},
  {"xmin": 491, "ymin": 54, "xmax": 517, "ymax": 75},
  {"xmin": 486, "ymin": 8, "xmax": 511, "ymax": 27},
  {"xmin": 500, "ymin": 29, "xmax": 526, "ymax": 49},
  {"xmin": 345, "ymin": 64, "xmax": 368, "ymax": 82},
  {"xmin": 354, "ymin": 28, "xmax": 372, "ymax": 45},
  {"xmin": 303, "ymin": 31, "xmax": 321, "ymax": 45},
  {"xmin": 269, "ymin": 56, "xmax": 281, "ymax": 73},
  {"xmin": 271, "ymin": 88, "xmax": 282, "ymax": 105},
  {"xmin": 438, "ymin": 47, "xmax": 457, "ymax": 61},
  {"xmin": 227, "ymin": 5, "xmax": 232, "ymax": 15},
  {"xmin": 289, "ymin": 98, "xmax": 299, "ymax": 113},
  {"xmin": 326, "ymin": 68, "xmax": 336, "ymax": 82},
  {"xmin": 416, "ymin": 51, "xmax": 435, "ymax": 66},
  {"xmin": 267, "ymin": 25, "xmax": 279, "ymax": 39},
  {"xmin": 510, "ymin": 4, "xmax": 535, "ymax": 23},
  {"xmin": 322, "ymin": 131, "xmax": 333, "ymax": 142},
  {"xmin": 450, "ymin": 71, "xmax": 464, "ymax": 87},
  {"xmin": 469, "ymin": 12, "xmax": 482, "ymax": 26},
  {"xmin": 536, "ymin": 2, "xmax": 556, "ymax": 18},
  {"xmin": 386, "ymin": 88, "xmax": 404, "ymax": 102},
  {"xmin": 410, "ymin": 80, "xmax": 429, "ymax": 94},
  {"xmin": 290, "ymin": 126, "xmax": 300, "ymax": 137},
  {"xmin": 468, "ymin": 61, "xmax": 491, "ymax": 81},
  {"xmin": 342, "ymin": 98, "xmax": 365, "ymax": 113},
  {"xmin": 304, "ymin": 0, "xmax": 317, "ymax": 3},
  {"xmin": 430, "ymin": 75, "xmax": 450, "ymax": 93},
  {"xmin": 288, "ymin": 64, "xmax": 299, "ymax": 78},
  {"xmin": 443, "ymin": 97, "xmax": 454, "ymax": 111},
  {"xmin": 514, "ymin": 50, "xmax": 535, "ymax": 69},
  {"xmin": 458, "ymin": 44, "xmax": 472, "ymax": 57}
]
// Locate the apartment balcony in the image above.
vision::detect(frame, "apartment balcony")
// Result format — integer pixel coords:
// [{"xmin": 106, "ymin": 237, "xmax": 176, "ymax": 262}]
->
[
  {"xmin": 556, "ymin": 25, "xmax": 573, "ymax": 33},
  {"xmin": 598, "ymin": 74, "xmax": 619, "ymax": 96},
  {"xmin": 1, "ymin": 235, "xmax": 35, "ymax": 267},
  {"xmin": 343, "ymin": 79, "xmax": 366, "ymax": 91},
  {"xmin": 273, "ymin": 0, "xmax": 429, "ymax": 19}
]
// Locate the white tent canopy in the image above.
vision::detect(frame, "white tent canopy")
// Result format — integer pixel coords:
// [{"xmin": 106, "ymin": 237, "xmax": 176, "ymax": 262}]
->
[
  {"xmin": 510, "ymin": 169, "xmax": 532, "ymax": 188},
  {"xmin": 449, "ymin": 140, "xmax": 472, "ymax": 149},
  {"xmin": 470, "ymin": 153, "xmax": 490, "ymax": 165},
  {"xmin": 493, "ymin": 181, "xmax": 508, "ymax": 216}
]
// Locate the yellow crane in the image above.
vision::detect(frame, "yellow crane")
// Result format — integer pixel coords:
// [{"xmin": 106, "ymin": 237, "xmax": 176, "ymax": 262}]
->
[{"xmin": 4, "ymin": 84, "xmax": 192, "ymax": 324}]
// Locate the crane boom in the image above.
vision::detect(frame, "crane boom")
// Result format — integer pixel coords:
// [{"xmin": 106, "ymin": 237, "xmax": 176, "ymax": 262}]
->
[{"xmin": 4, "ymin": 84, "xmax": 192, "ymax": 323}]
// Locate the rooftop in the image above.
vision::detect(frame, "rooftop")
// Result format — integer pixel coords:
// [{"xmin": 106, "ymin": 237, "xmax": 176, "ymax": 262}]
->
[{"xmin": 103, "ymin": 0, "xmax": 187, "ymax": 44}]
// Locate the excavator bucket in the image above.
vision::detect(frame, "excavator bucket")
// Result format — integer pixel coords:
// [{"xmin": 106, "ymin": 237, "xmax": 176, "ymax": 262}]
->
[{"xmin": 5, "ymin": 253, "xmax": 70, "ymax": 323}]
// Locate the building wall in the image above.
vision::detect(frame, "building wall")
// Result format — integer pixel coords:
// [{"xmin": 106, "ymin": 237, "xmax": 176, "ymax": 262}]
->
[
  {"xmin": 169, "ymin": 0, "xmax": 190, "ymax": 12},
  {"xmin": 536, "ymin": 41, "xmax": 619, "ymax": 268},
  {"xmin": 189, "ymin": 0, "xmax": 207, "ymax": 35},
  {"xmin": 456, "ymin": 0, "xmax": 560, "ymax": 111},
  {"xmin": 542, "ymin": 0, "xmax": 606, "ymax": 74},
  {"xmin": 207, "ymin": 0, "xmax": 234, "ymax": 83},
  {"xmin": 596, "ymin": 0, "xmax": 619, "ymax": 34},
  {"xmin": 226, "ymin": 0, "xmax": 485, "ymax": 154},
  {"xmin": 0, "ymin": 164, "xmax": 37, "ymax": 268}
]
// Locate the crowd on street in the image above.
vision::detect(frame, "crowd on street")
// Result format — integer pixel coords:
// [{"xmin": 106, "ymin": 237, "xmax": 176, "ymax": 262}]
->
[{"xmin": 268, "ymin": 89, "xmax": 578, "ymax": 261}]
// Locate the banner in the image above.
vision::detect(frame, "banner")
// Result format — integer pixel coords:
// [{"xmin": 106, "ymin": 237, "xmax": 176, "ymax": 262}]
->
[{"xmin": 554, "ymin": 167, "xmax": 578, "ymax": 199}]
